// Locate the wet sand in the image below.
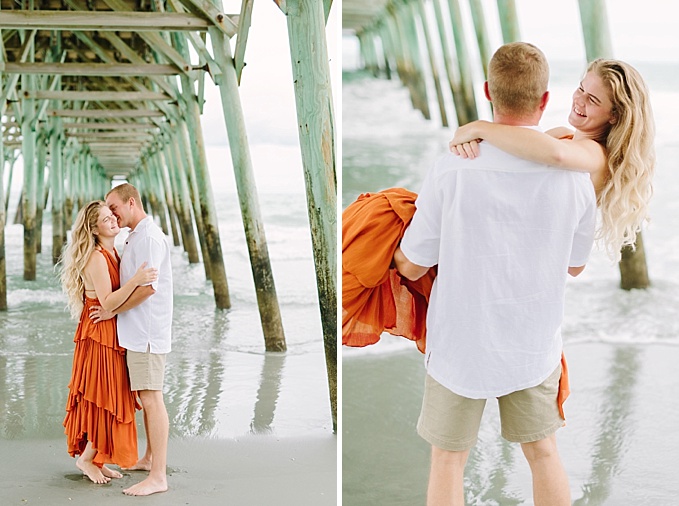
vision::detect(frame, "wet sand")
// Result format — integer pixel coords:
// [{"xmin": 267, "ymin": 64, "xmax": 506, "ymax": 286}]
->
[
  {"xmin": 2, "ymin": 434, "xmax": 336, "ymax": 505},
  {"xmin": 343, "ymin": 340, "xmax": 679, "ymax": 505}
]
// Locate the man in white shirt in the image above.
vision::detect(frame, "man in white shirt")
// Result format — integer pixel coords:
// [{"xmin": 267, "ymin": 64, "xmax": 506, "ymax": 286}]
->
[
  {"xmin": 104, "ymin": 183, "xmax": 173, "ymax": 496},
  {"xmin": 394, "ymin": 43, "xmax": 596, "ymax": 506}
]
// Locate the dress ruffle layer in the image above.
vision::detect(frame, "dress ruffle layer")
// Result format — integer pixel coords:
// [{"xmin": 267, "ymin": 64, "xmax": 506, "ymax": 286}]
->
[{"xmin": 63, "ymin": 249, "xmax": 140, "ymax": 468}]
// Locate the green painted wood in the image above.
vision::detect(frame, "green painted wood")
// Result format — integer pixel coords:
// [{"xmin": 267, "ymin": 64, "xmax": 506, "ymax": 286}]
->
[
  {"xmin": 34, "ymin": 132, "xmax": 47, "ymax": 253},
  {"xmin": 0, "ymin": 91, "xmax": 6, "ymax": 309},
  {"xmin": 377, "ymin": 23, "xmax": 392, "ymax": 80},
  {"xmin": 468, "ymin": 0, "xmax": 491, "ymax": 79},
  {"xmin": 209, "ymin": 26, "xmax": 287, "ymax": 344},
  {"xmin": 577, "ymin": 0, "xmax": 613, "ymax": 62},
  {"xmin": 431, "ymin": 0, "xmax": 467, "ymax": 126},
  {"xmin": 447, "ymin": 0, "xmax": 478, "ymax": 122},
  {"xmin": 178, "ymin": 120, "xmax": 212, "ymax": 281},
  {"xmin": 165, "ymin": 131, "xmax": 200, "ymax": 264},
  {"xmin": 21, "ymin": 72, "xmax": 38, "ymax": 280},
  {"xmin": 400, "ymin": 2, "xmax": 431, "ymax": 119},
  {"xmin": 152, "ymin": 152, "xmax": 181, "ymax": 247},
  {"xmin": 50, "ymin": 119, "xmax": 66, "ymax": 263},
  {"xmin": 3, "ymin": 152, "xmax": 16, "ymax": 215},
  {"xmin": 416, "ymin": 0, "xmax": 448, "ymax": 127},
  {"xmin": 496, "ymin": 0, "xmax": 520, "ymax": 43},
  {"xmin": 284, "ymin": 0, "xmax": 337, "ymax": 430}
]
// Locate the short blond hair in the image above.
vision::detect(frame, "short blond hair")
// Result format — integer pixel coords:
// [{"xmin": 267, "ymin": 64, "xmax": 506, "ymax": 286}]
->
[
  {"xmin": 106, "ymin": 183, "xmax": 143, "ymax": 210},
  {"xmin": 487, "ymin": 42, "xmax": 549, "ymax": 116}
]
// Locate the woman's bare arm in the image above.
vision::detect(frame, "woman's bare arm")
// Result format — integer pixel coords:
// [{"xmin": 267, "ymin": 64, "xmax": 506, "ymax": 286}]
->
[{"xmin": 450, "ymin": 120, "xmax": 606, "ymax": 174}]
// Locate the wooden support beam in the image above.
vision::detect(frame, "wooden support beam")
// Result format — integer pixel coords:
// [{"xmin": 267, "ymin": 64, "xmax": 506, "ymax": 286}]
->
[
  {"xmin": 67, "ymin": 131, "xmax": 155, "ymax": 139},
  {"xmin": 1, "ymin": 62, "xmax": 182, "ymax": 76},
  {"xmin": 50, "ymin": 109, "xmax": 165, "ymax": 118},
  {"xmin": 25, "ymin": 90, "xmax": 172, "ymax": 101},
  {"xmin": 234, "ymin": 0, "xmax": 253, "ymax": 84},
  {"xmin": 63, "ymin": 122, "xmax": 159, "ymax": 130},
  {"xmin": 0, "ymin": 11, "xmax": 210, "ymax": 32},
  {"xmin": 176, "ymin": 0, "xmax": 239, "ymax": 37}
]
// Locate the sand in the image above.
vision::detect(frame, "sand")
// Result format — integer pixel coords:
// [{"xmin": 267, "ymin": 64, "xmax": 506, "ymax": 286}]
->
[
  {"xmin": 1, "ymin": 434, "xmax": 336, "ymax": 505},
  {"xmin": 343, "ymin": 340, "xmax": 679, "ymax": 505}
]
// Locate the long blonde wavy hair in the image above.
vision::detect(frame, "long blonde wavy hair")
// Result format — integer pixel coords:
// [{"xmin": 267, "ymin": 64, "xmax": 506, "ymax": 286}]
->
[
  {"xmin": 589, "ymin": 59, "xmax": 655, "ymax": 260},
  {"xmin": 58, "ymin": 201, "xmax": 106, "ymax": 319}
]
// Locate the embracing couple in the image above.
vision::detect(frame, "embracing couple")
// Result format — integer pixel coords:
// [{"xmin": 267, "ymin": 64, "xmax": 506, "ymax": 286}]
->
[
  {"xmin": 344, "ymin": 42, "xmax": 654, "ymax": 505},
  {"xmin": 59, "ymin": 183, "xmax": 172, "ymax": 496}
]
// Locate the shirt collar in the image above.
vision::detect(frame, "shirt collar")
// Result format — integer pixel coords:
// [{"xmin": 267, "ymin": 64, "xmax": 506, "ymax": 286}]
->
[{"xmin": 129, "ymin": 215, "xmax": 152, "ymax": 236}]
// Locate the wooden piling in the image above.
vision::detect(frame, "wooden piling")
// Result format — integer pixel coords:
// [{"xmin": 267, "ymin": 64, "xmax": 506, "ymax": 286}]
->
[
  {"xmin": 281, "ymin": 0, "xmax": 337, "ymax": 430},
  {"xmin": 446, "ymin": 0, "xmax": 479, "ymax": 122},
  {"xmin": 50, "ymin": 117, "xmax": 65, "ymax": 263},
  {"xmin": 577, "ymin": 0, "xmax": 613, "ymax": 62},
  {"xmin": 496, "ymin": 0, "xmax": 521, "ymax": 43},
  {"xmin": 468, "ymin": 0, "xmax": 492, "ymax": 78},
  {"xmin": 0, "ymin": 123, "xmax": 6, "ymax": 310},
  {"xmin": 431, "ymin": 0, "xmax": 468, "ymax": 126},
  {"xmin": 21, "ymin": 72, "xmax": 38, "ymax": 281},
  {"xmin": 35, "ymin": 133, "xmax": 47, "ymax": 254},
  {"xmin": 400, "ymin": 3, "xmax": 431, "ymax": 120},
  {"xmin": 416, "ymin": 0, "xmax": 448, "ymax": 127},
  {"xmin": 208, "ymin": 25, "xmax": 286, "ymax": 346}
]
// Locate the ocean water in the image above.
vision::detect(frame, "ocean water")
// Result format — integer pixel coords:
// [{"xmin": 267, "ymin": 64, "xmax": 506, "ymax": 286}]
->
[
  {"xmin": 342, "ymin": 61, "xmax": 679, "ymax": 505},
  {"xmin": 0, "ymin": 183, "xmax": 334, "ymax": 442}
]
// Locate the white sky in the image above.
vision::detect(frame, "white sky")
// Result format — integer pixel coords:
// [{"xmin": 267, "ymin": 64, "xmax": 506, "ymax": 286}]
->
[{"xmin": 201, "ymin": 1, "xmax": 339, "ymax": 147}]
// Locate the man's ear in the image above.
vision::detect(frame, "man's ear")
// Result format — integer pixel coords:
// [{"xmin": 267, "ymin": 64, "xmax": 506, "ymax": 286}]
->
[
  {"xmin": 483, "ymin": 81, "xmax": 491, "ymax": 102},
  {"xmin": 539, "ymin": 91, "xmax": 550, "ymax": 111}
]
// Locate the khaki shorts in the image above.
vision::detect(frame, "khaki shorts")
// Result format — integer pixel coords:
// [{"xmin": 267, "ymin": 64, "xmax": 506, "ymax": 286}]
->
[
  {"xmin": 417, "ymin": 365, "xmax": 564, "ymax": 451},
  {"xmin": 126, "ymin": 346, "xmax": 167, "ymax": 391}
]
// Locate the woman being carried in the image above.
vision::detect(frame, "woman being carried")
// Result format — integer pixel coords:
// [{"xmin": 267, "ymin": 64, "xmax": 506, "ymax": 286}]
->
[
  {"xmin": 60, "ymin": 201, "xmax": 157, "ymax": 484},
  {"xmin": 449, "ymin": 58, "xmax": 655, "ymax": 259}
]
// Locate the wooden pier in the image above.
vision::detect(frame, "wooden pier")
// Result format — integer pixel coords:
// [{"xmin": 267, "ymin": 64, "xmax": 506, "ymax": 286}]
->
[{"xmin": 1, "ymin": 0, "xmax": 337, "ymax": 429}]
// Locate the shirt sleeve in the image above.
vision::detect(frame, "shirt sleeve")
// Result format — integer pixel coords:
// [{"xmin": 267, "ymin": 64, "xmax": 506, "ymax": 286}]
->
[
  {"xmin": 400, "ymin": 160, "xmax": 443, "ymax": 268},
  {"xmin": 569, "ymin": 194, "xmax": 597, "ymax": 267}
]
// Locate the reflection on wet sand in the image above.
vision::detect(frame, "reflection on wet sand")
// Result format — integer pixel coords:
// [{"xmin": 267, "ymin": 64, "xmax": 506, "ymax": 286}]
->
[
  {"xmin": 251, "ymin": 352, "xmax": 286, "ymax": 434},
  {"xmin": 574, "ymin": 347, "xmax": 640, "ymax": 505}
]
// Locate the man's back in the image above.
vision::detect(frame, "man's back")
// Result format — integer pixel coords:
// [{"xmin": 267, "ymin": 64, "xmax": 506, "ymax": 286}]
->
[{"xmin": 400, "ymin": 139, "xmax": 596, "ymax": 399}]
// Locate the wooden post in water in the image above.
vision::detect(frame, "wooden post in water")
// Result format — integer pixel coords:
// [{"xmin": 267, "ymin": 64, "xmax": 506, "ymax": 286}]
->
[
  {"xmin": 577, "ymin": 0, "xmax": 649, "ymax": 290},
  {"xmin": 278, "ymin": 0, "xmax": 337, "ymax": 430},
  {"xmin": 207, "ymin": 26, "xmax": 287, "ymax": 344},
  {"xmin": 50, "ymin": 117, "xmax": 65, "ymax": 263},
  {"xmin": 152, "ymin": 152, "xmax": 181, "ymax": 247},
  {"xmin": 400, "ymin": 2, "xmax": 431, "ymax": 120},
  {"xmin": 377, "ymin": 22, "xmax": 393, "ymax": 80},
  {"xmin": 468, "ymin": 0, "xmax": 492, "ymax": 78},
  {"xmin": 577, "ymin": 0, "xmax": 613, "ymax": 63},
  {"xmin": 0, "ymin": 120, "xmax": 6, "ymax": 310},
  {"xmin": 416, "ymin": 0, "xmax": 448, "ymax": 127},
  {"xmin": 21, "ymin": 71, "xmax": 38, "ymax": 280},
  {"xmin": 165, "ymin": 131, "xmax": 200, "ymax": 263},
  {"xmin": 447, "ymin": 0, "xmax": 479, "ymax": 122},
  {"xmin": 431, "ymin": 0, "xmax": 468, "ymax": 126},
  {"xmin": 35, "ymin": 132, "xmax": 47, "ymax": 254},
  {"xmin": 496, "ymin": 0, "xmax": 521, "ymax": 43}
]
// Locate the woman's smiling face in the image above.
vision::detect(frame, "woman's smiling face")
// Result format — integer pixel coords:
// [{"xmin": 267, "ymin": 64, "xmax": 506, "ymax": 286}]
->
[{"xmin": 568, "ymin": 71, "xmax": 615, "ymax": 139}]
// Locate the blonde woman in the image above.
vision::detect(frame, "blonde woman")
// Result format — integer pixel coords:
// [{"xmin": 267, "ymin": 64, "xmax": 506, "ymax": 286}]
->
[
  {"xmin": 449, "ymin": 59, "xmax": 655, "ymax": 260},
  {"xmin": 60, "ymin": 201, "xmax": 157, "ymax": 484}
]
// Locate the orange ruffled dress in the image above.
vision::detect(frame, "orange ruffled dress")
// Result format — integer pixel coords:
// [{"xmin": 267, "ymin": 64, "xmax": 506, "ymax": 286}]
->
[
  {"xmin": 342, "ymin": 188, "xmax": 570, "ymax": 419},
  {"xmin": 63, "ymin": 248, "xmax": 140, "ymax": 468}
]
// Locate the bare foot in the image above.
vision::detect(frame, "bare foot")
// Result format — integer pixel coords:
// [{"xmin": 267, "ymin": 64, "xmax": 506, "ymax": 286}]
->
[
  {"xmin": 101, "ymin": 465, "xmax": 123, "ymax": 479},
  {"xmin": 76, "ymin": 457, "xmax": 111, "ymax": 484},
  {"xmin": 121, "ymin": 457, "xmax": 152, "ymax": 472},
  {"xmin": 123, "ymin": 476, "xmax": 168, "ymax": 496}
]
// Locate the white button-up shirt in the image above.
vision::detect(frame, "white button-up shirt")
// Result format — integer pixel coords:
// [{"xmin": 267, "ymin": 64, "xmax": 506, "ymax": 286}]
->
[
  {"xmin": 118, "ymin": 216, "xmax": 173, "ymax": 354},
  {"xmin": 400, "ymin": 137, "xmax": 596, "ymax": 399}
]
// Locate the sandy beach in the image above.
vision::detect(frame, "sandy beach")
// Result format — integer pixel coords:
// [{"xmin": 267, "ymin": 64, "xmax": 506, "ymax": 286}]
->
[
  {"xmin": 343, "ymin": 339, "xmax": 679, "ymax": 505},
  {"xmin": 2, "ymin": 434, "xmax": 336, "ymax": 505}
]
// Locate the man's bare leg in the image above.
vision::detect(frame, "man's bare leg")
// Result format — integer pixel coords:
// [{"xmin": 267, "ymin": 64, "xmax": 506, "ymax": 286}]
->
[
  {"xmin": 123, "ymin": 408, "xmax": 152, "ymax": 471},
  {"xmin": 427, "ymin": 445, "xmax": 470, "ymax": 506},
  {"xmin": 76, "ymin": 442, "xmax": 110, "ymax": 484},
  {"xmin": 123, "ymin": 390, "xmax": 169, "ymax": 496},
  {"xmin": 521, "ymin": 433, "xmax": 570, "ymax": 506}
]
